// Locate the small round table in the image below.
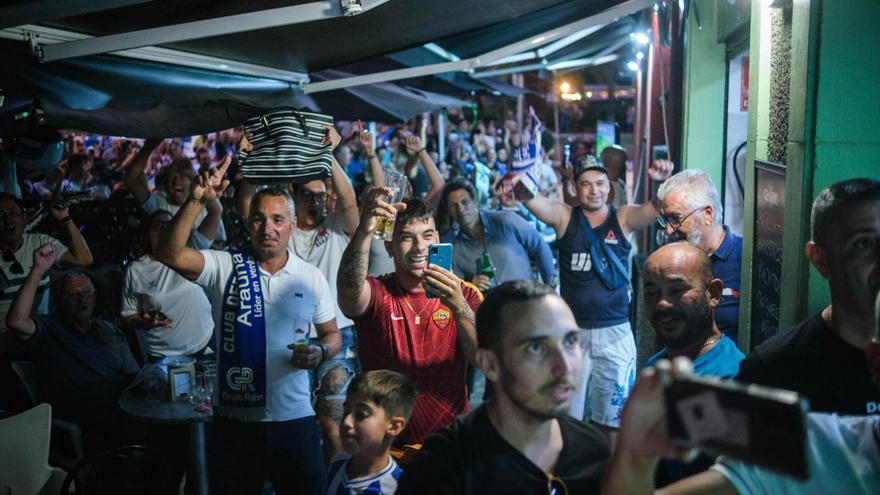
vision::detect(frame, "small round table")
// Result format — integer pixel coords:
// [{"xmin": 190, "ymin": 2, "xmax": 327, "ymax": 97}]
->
[{"xmin": 118, "ymin": 388, "xmax": 212, "ymax": 495}]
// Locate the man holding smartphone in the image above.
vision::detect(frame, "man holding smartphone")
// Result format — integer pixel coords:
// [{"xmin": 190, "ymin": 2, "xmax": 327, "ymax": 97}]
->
[{"xmin": 337, "ymin": 193, "xmax": 482, "ymax": 446}]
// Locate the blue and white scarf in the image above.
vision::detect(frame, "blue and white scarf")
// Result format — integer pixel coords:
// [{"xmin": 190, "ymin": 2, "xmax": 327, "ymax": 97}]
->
[{"xmin": 218, "ymin": 250, "xmax": 267, "ymax": 417}]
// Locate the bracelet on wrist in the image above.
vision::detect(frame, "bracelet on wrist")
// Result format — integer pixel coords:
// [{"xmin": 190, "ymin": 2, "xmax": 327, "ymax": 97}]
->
[
  {"xmin": 59, "ymin": 216, "xmax": 73, "ymax": 225},
  {"xmin": 415, "ymin": 147, "xmax": 427, "ymax": 155},
  {"xmin": 366, "ymin": 154, "xmax": 376, "ymax": 160}
]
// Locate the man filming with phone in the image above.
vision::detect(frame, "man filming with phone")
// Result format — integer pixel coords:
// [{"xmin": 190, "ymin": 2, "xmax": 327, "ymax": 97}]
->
[{"xmin": 337, "ymin": 192, "xmax": 482, "ymax": 446}]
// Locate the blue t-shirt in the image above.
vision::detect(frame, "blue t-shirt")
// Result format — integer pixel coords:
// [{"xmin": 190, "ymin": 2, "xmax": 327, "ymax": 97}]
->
[
  {"xmin": 645, "ymin": 335, "xmax": 745, "ymax": 484},
  {"xmin": 326, "ymin": 453, "xmax": 402, "ymax": 495},
  {"xmin": 645, "ymin": 335, "xmax": 744, "ymax": 378},
  {"xmin": 711, "ymin": 227, "xmax": 742, "ymax": 341}
]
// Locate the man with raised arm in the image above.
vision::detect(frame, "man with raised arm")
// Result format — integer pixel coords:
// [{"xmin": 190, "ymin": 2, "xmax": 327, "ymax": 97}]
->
[
  {"xmin": 520, "ymin": 155, "xmax": 673, "ymax": 432},
  {"xmin": 125, "ymin": 138, "xmax": 225, "ymax": 248},
  {"xmin": 337, "ymin": 192, "xmax": 482, "ymax": 446},
  {"xmin": 155, "ymin": 157, "xmax": 341, "ymax": 495}
]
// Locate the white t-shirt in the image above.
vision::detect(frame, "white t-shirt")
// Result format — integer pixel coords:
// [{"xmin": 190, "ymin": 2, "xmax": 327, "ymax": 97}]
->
[
  {"xmin": 142, "ymin": 191, "xmax": 226, "ymax": 248},
  {"xmin": 196, "ymin": 248, "xmax": 335, "ymax": 422},
  {"xmin": 713, "ymin": 413, "xmax": 880, "ymax": 494},
  {"xmin": 0, "ymin": 233, "xmax": 68, "ymax": 352},
  {"xmin": 287, "ymin": 213, "xmax": 354, "ymax": 329},
  {"xmin": 120, "ymin": 256, "xmax": 213, "ymax": 357}
]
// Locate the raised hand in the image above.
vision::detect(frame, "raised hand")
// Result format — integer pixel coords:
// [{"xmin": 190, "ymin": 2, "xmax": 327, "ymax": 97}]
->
[
  {"xmin": 190, "ymin": 155, "xmax": 232, "ymax": 204},
  {"xmin": 648, "ymin": 159, "xmax": 675, "ymax": 182},
  {"xmin": 359, "ymin": 186, "xmax": 405, "ymax": 234},
  {"xmin": 239, "ymin": 133, "xmax": 254, "ymax": 154},
  {"xmin": 32, "ymin": 243, "xmax": 55, "ymax": 273},
  {"xmin": 404, "ymin": 135, "xmax": 424, "ymax": 155},
  {"xmin": 321, "ymin": 125, "xmax": 342, "ymax": 150},
  {"xmin": 355, "ymin": 121, "xmax": 375, "ymax": 156},
  {"xmin": 49, "ymin": 201, "xmax": 70, "ymax": 221}
]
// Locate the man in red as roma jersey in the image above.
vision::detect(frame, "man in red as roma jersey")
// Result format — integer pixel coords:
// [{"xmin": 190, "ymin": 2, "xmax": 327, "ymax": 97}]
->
[{"xmin": 338, "ymin": 193, "xmax": 482, "ymax": 445}]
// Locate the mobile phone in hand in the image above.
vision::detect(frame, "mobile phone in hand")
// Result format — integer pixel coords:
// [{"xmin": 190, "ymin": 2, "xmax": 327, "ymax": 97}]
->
[
  {"xmin": 665, "ymin": 373, "xmax": 809, "ymax": 479},
  {"xmin": 426, "ymin": 243, "xmax": 453, "ymax": 299}
]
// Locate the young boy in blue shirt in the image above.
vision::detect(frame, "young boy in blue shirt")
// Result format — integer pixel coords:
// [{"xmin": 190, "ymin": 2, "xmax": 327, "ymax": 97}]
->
[{"xmin": 326, "ymin": 370, "xmax": 416, "ymax": 495}]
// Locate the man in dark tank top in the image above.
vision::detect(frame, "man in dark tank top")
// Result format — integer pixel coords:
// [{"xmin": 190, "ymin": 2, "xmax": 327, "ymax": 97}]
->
[{"xmin": 520, "ymin": 155, "xmax": 673, "ymax": 435}]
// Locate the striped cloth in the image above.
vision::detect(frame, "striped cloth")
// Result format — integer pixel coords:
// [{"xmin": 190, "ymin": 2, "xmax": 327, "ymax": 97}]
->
[
  {"xmin": 326, "ymin": 453, "xmax": 402, "ymax": 495},
  {"xmin": 239, "ymin": 109, "xmax": 334, "ymax": 184}
]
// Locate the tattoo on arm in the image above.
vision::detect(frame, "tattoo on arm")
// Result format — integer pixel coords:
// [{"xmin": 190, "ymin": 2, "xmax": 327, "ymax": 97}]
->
[{"xmin": 338, "ymin": 242, "xmax": 369, "ymax": 292}]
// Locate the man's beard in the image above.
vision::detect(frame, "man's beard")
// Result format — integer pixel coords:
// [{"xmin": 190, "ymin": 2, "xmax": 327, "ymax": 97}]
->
[
  {"xmin": 657, "ymin": 301, "xmax": 714, "ymax": 351},
  {"xmin": 672, "ymin": 224, "xmax": 702, "ymax": 247}
]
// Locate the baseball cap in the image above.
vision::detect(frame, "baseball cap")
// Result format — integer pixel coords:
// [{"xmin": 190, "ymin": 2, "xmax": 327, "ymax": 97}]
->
[{"xmin": 573, "ymin": 154, "xmax": 607, "ymax": 180}]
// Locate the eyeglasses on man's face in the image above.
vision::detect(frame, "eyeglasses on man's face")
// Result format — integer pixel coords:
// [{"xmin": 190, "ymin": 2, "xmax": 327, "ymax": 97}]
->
[{"xmin": 656, "ymin": 205, "xmax": 706, "ymax": 230}]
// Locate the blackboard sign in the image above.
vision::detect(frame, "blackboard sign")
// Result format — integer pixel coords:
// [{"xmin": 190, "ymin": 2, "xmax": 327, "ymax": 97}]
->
[{"xmin": 751, "ymin": 160, "xmax": 786, "ymax": 348}]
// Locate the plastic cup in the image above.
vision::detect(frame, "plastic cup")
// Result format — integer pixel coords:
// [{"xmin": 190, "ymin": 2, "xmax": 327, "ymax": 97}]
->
[{"xmin": 372, "ymin": 171, "xmax": 407, "ymax": 241}]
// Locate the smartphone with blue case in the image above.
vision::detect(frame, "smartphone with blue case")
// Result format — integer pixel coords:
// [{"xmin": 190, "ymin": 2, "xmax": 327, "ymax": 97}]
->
[{"xmin": 426, "ymin": 243, "xmax": 453, "ymax": 298}]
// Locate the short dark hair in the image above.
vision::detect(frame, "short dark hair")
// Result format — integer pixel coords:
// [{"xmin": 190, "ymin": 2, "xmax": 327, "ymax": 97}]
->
[
  {"xmin": 250, "ymin": 186, "xmax": 296, "ymax": 220},
  {"xmin": 347, "ymin": 370, "xmax": 417, "ymax": 420},
  {"xmin": 811, "ymin": 178, "xmax": 880, "ymax": 248},
  {"xmin": 440, "ymin": 178, "xmax": 476, "ymax": 203},
  {"xmin": 476, "ymin": 280, "xmax": 557, "ymax": 351},
  {"xmin": 393, "ymin": 197, "xmax": 435, "ymax": 236}
]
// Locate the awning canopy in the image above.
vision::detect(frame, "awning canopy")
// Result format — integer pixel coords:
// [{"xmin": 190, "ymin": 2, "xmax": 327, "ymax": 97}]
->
[{"xmin": 0, "ymin": 0, "xmax": 648, "ymax": 135}]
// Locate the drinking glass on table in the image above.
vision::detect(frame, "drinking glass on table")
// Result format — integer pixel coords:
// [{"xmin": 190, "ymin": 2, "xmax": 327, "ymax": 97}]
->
[
  {"xmin": 203, "ymin": 367, "xmax": 217, "ymax": 406},
  {"xmin": 372, "ymin": 171, "xmax": 407, "ymax": 241},
  {"xmin": 190, "ymin": 371, "xmax": 206, "ymax": 405}
]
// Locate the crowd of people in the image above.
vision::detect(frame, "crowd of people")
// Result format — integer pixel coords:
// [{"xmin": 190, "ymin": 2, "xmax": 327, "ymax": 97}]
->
[{"xmin": 0, "ymin": 109, "xmax": 878, "ymax": 495}]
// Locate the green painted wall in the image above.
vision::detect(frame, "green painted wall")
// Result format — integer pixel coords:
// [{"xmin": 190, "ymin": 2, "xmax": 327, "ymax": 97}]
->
[
  {"xmin": 681, "ymin": 0, "xmax": 726, "ymax": 187},
  {"xmin": 806, "ymin": 0, "xmax": 880, "ymax": 314}
]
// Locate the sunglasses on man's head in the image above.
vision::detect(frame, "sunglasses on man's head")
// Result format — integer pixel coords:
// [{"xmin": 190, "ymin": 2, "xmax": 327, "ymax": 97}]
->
[{"xmin": 3, "ymin": 251, "xmax": 23, "ymax": 275}]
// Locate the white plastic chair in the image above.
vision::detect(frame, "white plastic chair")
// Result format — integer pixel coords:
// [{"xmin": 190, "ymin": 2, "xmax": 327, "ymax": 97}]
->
[{"xmin": 0, "ymin": 403, "xmax": 58, "ymax": 494}]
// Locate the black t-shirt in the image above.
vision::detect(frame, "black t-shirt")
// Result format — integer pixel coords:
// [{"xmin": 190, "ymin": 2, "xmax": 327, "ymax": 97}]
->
[
  {"xmin": 736, "ymin": 312, "xmax": 880, "ymax": 415},
  {"xmin": 396, "ymin": 405, "xmax": 610, "ymax": 495}
]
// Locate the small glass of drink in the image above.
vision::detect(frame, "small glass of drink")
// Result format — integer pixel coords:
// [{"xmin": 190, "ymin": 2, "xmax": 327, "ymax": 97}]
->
[{"xmin": 372, "ymin": 171, "xmax": 407, "ymax": 241}]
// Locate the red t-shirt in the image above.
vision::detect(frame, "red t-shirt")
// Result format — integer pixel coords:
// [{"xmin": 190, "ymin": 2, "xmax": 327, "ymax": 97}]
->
[{"xmin": 354, "ymin": 274, "xmax": 483, "ymax": 445}]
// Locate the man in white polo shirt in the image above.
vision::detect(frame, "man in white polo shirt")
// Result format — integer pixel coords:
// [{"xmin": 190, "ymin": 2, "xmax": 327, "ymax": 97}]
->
[{"xmin": 156, "ymin": 157, "xmax": 341, "ymax": 495}]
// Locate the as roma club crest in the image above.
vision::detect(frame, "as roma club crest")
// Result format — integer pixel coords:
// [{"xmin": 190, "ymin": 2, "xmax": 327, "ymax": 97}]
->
[{"xmin": 432, "ymin": 308, "xmax": 451, "ymax": 330}]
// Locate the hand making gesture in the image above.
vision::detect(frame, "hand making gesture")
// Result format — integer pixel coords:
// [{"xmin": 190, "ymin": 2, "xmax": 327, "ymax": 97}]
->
[
  {"xmin": 354, "ymin": 121, "xmax": 375, "ymax": 156},
  {"xmin": 190, "ymin": 155, "xmax": 232, "ymax": 204}
]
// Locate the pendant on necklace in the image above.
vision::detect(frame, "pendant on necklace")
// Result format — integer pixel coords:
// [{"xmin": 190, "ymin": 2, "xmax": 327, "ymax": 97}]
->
[{"xmin": 414, "ymin": 315, "xmax": 421, "ymax": 325}]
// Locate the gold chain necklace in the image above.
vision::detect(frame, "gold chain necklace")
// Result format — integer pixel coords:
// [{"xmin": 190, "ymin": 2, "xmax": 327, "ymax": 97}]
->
[
  {"xmin": 394, "ymin": 279, "xmax": 431, "ymax": 325},
  {"xmin": 701, "ymin": 335, "xmax": 722, "ymax": 350}
]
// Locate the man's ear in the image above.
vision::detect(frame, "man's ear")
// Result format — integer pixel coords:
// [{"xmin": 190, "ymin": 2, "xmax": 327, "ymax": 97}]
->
[
  {"xmin": 804, "ymin": 241, "xmax": 829, "ymax": 279},
  {"xmin": 476, "ymin": 348, "xmax": 500, "ymax": 383},
  {"xmin": 707, "ymin": 278, "xmax": 723, "ymax": 307},
  {"xmin": 701, "ymin": 204, "xmax": 715, "ymax": 226},
  {"xmin": 387, "ymin": 416, "xmax": 406, "ymax": 437}
]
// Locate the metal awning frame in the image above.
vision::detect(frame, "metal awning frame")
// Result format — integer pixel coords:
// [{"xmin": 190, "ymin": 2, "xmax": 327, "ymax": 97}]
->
[{"xmin": 302, "ymin": 0, "xmax": 651, "ymax": 93}]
